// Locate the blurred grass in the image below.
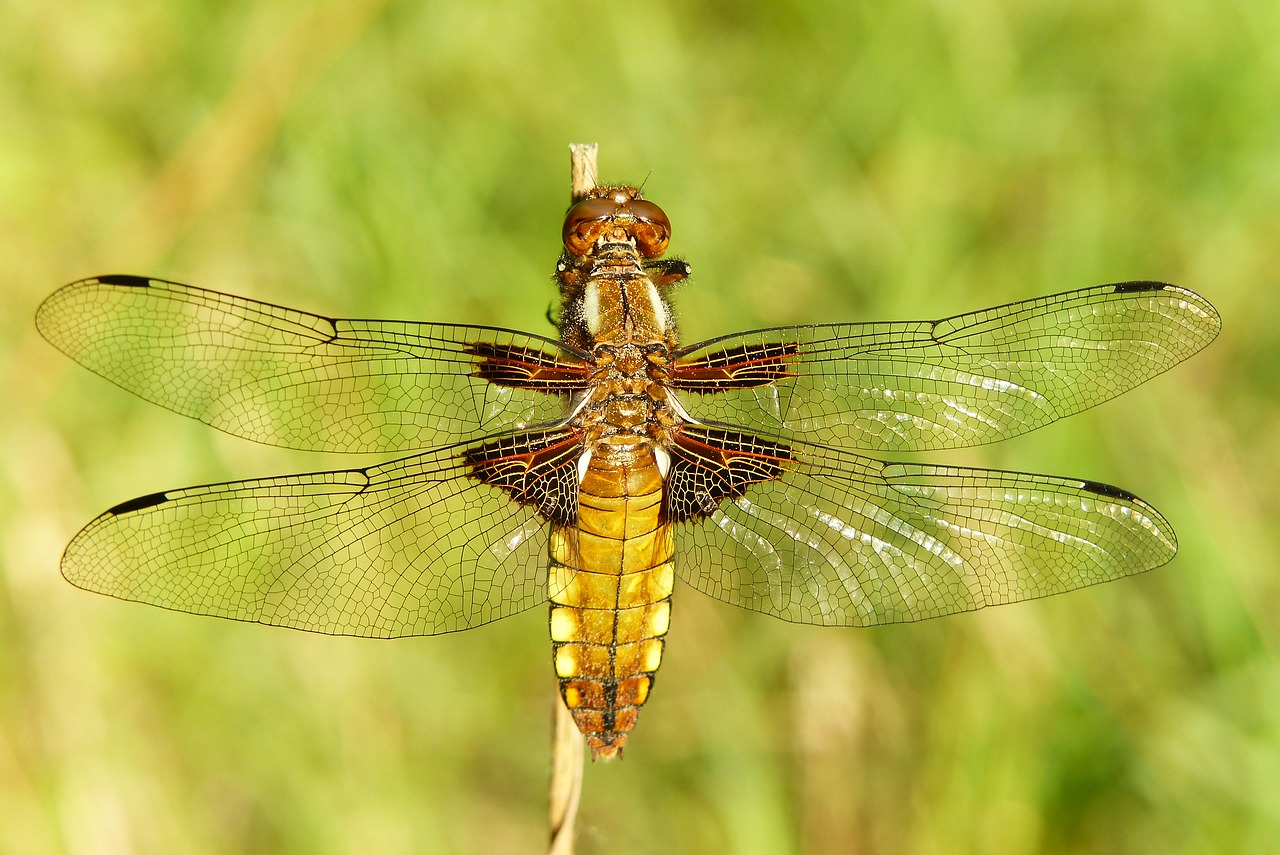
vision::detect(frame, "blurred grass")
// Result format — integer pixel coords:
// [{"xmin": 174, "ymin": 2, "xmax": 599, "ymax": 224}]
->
[{"xmin": 1, "ymin": 0, "xmax": 1277, "ymax": 853}]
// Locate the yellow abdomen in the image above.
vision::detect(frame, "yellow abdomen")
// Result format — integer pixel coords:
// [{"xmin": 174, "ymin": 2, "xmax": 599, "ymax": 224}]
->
[{"xmin": 548, "ymin": 441, "xmax": 673, "ymax": 760}]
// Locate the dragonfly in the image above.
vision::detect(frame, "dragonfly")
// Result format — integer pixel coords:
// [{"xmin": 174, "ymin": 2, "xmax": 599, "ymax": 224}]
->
[{"xmin": 37, "ymin": 184, "xmax": 1220, "ymax": 759}]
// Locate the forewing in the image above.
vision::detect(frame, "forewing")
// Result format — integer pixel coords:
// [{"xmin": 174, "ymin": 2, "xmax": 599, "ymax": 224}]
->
[
  {"xmin": 36, "ymin": 276, "xmax": 590, "ymax": 453},
  {"xmin": 59, "ymin": 443, "xmax": 565, "ymax": 637},
  {"xmin": 673, "ymin": 283, "xmax": 1220, "ymax": 452},
  {"xmin": 673, "ymin": 441, "xmax": 1177, "ymax": 627}
]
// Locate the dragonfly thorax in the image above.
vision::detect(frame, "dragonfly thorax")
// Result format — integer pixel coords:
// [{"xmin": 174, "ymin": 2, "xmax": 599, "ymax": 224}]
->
[
  {"xmin": 557, "ymin": 244, "xmax": 675, "ymax": 352},
  {"xmin": 576, "ymin": 340, "xmax": 681, "ymax": 444},
  {"xmin": 555, "ymin": 185, "xmax": 686, "ymax": 353}
]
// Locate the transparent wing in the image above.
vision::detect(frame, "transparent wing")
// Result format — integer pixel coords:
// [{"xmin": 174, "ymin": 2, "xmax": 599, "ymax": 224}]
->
[
  {"xmin": 672, "ymin": 283, "xmax": 1220, "ymax": 452},
  {"xmin": 36, "ymin": 276, "xmax": 591, "ymax": 453},
  {"xmin": 674, "ymin": 441, "xmax": 1177, "ymax": 627},
  {"xmin": 60, "ymin": 445, "xmax": 557, "ymax": 637}
]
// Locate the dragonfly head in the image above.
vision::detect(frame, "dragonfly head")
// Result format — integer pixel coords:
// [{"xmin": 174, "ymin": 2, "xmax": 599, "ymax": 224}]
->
[{"xmin": 562, "ymin": 185, "xmax": 671, "ymax": 259}]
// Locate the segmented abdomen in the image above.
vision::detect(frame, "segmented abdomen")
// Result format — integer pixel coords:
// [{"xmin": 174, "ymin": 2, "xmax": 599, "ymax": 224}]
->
[{"xmin": 548, "ymin": 441, "xmax": 673, "ymax": 759}]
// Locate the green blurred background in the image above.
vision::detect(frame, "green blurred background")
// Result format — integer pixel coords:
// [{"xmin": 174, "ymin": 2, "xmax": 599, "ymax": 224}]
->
[{"xmin": 1, "ymin": 1, "xmax": 1275, "ymax": 852}]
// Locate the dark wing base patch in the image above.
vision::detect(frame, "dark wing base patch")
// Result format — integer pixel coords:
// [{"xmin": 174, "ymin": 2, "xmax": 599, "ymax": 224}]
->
[
  {"xmin": 664, "ymin": 427, "xmax": 792, "ymax": 523},
  {"xmin": 465, "ymin": 429, "xmax": 583, "ymax": 526},
  {"xmin": 672, "ymin": 342, "xmax": 798, "ymax": 391},
  {"xmin": 467, "ymin": 342, "xmax": 592, "ymax": 391}
]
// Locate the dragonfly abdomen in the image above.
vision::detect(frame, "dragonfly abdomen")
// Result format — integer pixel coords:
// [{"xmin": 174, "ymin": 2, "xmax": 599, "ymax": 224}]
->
[{"xmin": 548, "ymin": 441, "xmax": 674, "ymax": 760}]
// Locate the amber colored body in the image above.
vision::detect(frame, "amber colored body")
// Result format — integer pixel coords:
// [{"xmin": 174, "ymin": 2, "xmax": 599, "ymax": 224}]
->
[
  {"xmin": 549, "ymin": 442, "xmax": 674, "ymax": 758},
  {"xmin": 548, "ymin": 186, "xmax": 686, "ymax": 758}
]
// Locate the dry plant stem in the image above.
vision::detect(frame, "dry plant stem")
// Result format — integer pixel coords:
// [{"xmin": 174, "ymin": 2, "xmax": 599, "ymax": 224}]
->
[
  {"xmin": 547, "ymin": 142, "xmax": 596, "ymax": 855},
  {"xmin": 548, "ymin": 700, "xmax": 584, "ymax": 855},
  {"xmin": 569, "ymin": 142, "xmax": 599, "ymax": 202}
]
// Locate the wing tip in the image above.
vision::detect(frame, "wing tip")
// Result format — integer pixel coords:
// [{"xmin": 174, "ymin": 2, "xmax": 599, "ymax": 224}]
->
[
  {"xmin": 1111, "ymin": 280, "xmax": 1222, "ymax": 348},
  {"xmin": 36, "ymin": 275, "xmax": 152, "ymax": 341},
  {"xmin": 1079, "ymin": 478, "xmax": 1180, "ymax": 560}
]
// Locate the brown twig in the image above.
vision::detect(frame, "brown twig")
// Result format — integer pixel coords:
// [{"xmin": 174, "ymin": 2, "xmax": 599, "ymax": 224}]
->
[
  {"xmin": 547, "ymin": 142, "xmax": 595, "ymax": 855},
  {"xmin": 569, "ymin": 142, "xmax": 599, "ymax": 202}
]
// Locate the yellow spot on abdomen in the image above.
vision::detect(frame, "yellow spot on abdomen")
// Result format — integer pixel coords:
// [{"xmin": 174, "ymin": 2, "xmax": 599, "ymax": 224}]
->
[
  {"xmin": 555, "ymin": 646, "xmax": 578, "ymax": 678},
  {"xmin": 648, "ymin": 601, "xmax": 671, "ymax": 637},
  {"xmin": 641, "ymin": 639, "xmax": 663, "ymax": 672},
  {"xmin": 549, "ymin": 607, "xmax": 577, "ymax": 642}
]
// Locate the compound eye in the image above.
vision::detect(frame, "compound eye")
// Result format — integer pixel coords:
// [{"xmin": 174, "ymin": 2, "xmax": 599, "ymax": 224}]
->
[
  {"xmin": 562, "ymin": 197, "xmax": 616, "ymax": 254},
  {"xmin": 628, "ymin": 200, "xmax": 671, "ymax": 258}
]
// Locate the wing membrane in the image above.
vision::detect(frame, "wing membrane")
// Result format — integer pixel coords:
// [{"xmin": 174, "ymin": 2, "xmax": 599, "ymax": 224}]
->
[
  {"xmin": 675, "ymin": 442, "xmax": 1176, "ymax": 627},
  {"xmin": 673, "ymin": 283, "xmax": 1220, "ymax": 452},
  {"xmin": 60, "ymin": 444, "xmax": 557, "ymax": 637},
  {"xmin": 36, "ymin": 276, "xmax": 590, "ymax": 453}
]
